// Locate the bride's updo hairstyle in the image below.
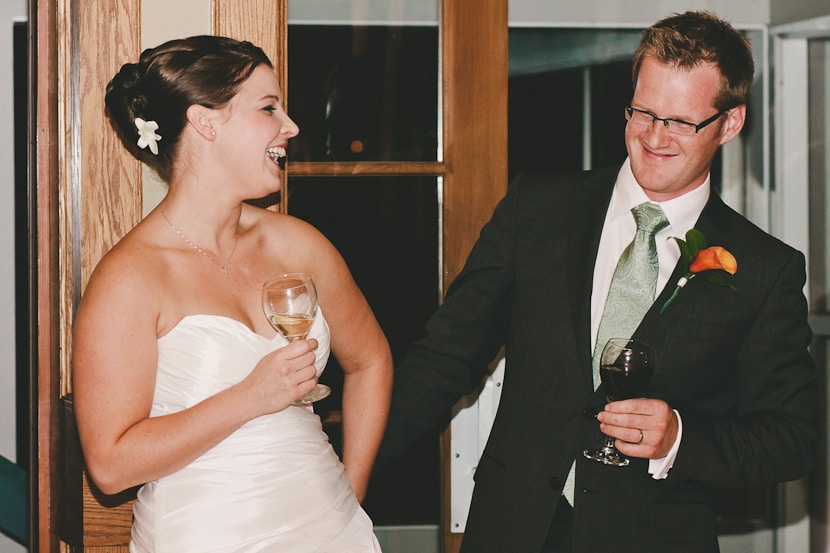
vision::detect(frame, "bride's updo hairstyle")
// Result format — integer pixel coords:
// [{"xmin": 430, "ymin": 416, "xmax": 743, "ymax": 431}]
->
[{"xmin": 105, "ymin": 35, "xmax": 272, "ymax": 182}]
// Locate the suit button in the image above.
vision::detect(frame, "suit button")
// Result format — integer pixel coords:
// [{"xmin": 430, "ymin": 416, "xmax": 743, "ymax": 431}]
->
[{"xmin": 549, "ymin": 476, "xmax": 562, "ymax": 489}]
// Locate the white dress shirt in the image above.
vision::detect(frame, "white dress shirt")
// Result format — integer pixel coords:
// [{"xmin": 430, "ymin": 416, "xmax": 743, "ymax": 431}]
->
[{"xmin": 590, "ymin": 157, "xmax": 710, "ymax": 478}]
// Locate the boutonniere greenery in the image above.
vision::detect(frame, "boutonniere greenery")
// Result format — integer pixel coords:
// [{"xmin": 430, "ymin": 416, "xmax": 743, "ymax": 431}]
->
[{"xmin": 660, "ymin": 229, "xmax": 737, "ymax": 314}]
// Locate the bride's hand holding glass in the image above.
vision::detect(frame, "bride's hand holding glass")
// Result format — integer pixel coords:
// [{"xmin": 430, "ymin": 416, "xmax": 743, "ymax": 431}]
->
[
  {"xmin": 250, "ymin": 339, "xmax": 321, "ymax": 410},
  {"xmin": 262, "ymin": 273, "xmax": 331, "ymax": 405}
]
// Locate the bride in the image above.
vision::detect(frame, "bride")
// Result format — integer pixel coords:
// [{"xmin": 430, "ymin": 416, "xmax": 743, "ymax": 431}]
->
[{"xmin": 72, "ymin": 34, "xmax": 392, "ymax": 553}]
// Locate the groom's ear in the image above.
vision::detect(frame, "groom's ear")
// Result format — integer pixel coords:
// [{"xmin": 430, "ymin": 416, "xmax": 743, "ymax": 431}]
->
[{"xmin": 718, "ymin": 105, "xmax": 746, "ymax": 146}]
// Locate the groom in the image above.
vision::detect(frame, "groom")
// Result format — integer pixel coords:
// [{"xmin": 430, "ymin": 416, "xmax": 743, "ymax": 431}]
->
[{"xmin": 377, "ymin": 10, "xmax": 818, "ymax": 553}]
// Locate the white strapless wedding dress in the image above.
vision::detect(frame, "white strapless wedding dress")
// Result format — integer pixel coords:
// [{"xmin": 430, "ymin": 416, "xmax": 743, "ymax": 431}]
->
[{"xmin": 130, "ymin": 311, "xmax": 381, "ymax": 553}]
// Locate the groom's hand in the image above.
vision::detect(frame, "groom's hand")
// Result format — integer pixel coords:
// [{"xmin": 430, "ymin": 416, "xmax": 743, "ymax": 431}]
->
[{"xmin": 598, "ymin": 398, "xmax": 679, "ymax": 459}]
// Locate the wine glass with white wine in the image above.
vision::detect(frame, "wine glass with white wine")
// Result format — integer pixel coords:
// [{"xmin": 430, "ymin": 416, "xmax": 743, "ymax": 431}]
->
[{"xmin": 262, "ymin": 273, "xmax": 331, "ymax": 405}]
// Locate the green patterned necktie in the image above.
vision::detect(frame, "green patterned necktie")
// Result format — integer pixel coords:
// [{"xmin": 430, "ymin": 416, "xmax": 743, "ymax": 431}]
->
[
  {"xmin": 591, "ymin": 202, "xmax": 668, "ymax": 389},
  {"xmin": 562, "ymin": 201, "xmax": 667, "ymax": 506}
]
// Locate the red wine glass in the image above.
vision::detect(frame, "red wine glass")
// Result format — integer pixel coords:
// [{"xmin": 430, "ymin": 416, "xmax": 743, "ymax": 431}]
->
[{"xmin": 583, "ymin": 338, "xmax": 653, "ymax": 467}]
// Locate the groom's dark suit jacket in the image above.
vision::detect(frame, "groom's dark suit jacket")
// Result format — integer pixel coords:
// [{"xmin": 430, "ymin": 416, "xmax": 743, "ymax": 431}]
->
[{"xmin": 379, "ymin": 165, "xmax": 818, "ymax": 553}]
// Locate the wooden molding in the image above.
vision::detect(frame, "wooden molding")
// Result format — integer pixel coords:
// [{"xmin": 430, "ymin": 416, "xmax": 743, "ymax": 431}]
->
[
  {"xmin": 67, "ymin": 0, "xmax": 143, "ymax": 548},
  {"xmin": 440, "ymin": 1, "xmax": 508, "ymax": 552},
  {"xmin": 288, "ymin": 161, "xmax": 447, "ymax": 177},
  {"xmin": 35, "ymin": 0, "xmax": 61, "ymax": 548}
]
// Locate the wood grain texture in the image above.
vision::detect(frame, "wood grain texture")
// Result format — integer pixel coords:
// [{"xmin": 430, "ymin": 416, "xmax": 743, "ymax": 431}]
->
[
  {"xmin": 69, "ymin": 0, "xmax": 141, "ymax": 550},
  {"xmin": 214, "ymin": 0, "xmax": 281, "ymax": 67},
  {"xmin": 80, "ymin": 472, "xmax": 134, "ymax": 547},
  {"xmin": 440, "ymin": 1, "xmax": 508, "ymax": 552},
  {"xmin": 78, "ymin": 0, "xmax": 143, "ymax": 290},
  {"xmin": 289, "ymin": 161, "xmax": 447, "ymax": 177},
  {"xmin": 441, "ymin": 0, "xmax": 508, "ymax": 288},
  {"xmin": 36, "ymin": 0, "xmax": 62, "ymax": 549}
]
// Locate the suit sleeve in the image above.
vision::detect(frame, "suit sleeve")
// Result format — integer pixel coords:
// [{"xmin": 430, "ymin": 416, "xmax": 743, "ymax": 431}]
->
[
  {"xmin": 374, "ymin": 177, "xmax": 522, "ymax": 469},
  {"xmin": 669, "ymin": 248, "xmax": 819, "ymax": 487}
]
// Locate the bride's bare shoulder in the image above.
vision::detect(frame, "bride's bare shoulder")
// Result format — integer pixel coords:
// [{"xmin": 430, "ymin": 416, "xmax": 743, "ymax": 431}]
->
[
  {"xmin": 244, "ymin": 204, "xmax": 328, "ymax": 246},
  {"xmin": 81, "ymin": 220, "xmax": 172, "ymax": 307}
]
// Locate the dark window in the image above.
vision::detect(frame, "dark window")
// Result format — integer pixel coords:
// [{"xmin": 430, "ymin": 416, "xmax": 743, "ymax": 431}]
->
[
  {"xmin": 508, "ymin": 28, "xmax": 634, "ymax": 179},
  {"xmin": 288, "ymin": 26, "xmax": 439, "ymax": 163},
  {"xmin": 285, "ymin": 175, "xmax": 440, "ymax": 525},
  {"xmin": 14, "ymin": 19, "xmax": 30, "ymax": 471}
]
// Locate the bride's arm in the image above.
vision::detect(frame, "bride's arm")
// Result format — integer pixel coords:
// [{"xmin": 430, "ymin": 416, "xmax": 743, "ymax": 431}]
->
[
  {"xmin": 338, "ymin": 322, "xmax": 393, "ymax": 501},
  {"xmin": 310, "ymin": 236, "xmax": 393, "ymax": 502}
]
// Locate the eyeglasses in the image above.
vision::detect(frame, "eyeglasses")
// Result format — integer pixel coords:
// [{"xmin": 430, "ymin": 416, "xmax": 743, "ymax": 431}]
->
[{"xmin": 624, "ymin": 106, "xmax": 726, "ymax": 136}]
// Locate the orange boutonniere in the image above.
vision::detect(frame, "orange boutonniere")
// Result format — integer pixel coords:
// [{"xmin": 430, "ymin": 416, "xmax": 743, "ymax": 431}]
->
[{"xmin": 660, "ymin": 229, "xmax": 737, "ymax": 314}]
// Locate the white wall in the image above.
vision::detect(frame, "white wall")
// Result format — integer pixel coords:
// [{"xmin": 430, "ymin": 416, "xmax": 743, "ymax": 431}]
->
[
  {"xmin": 770, "ymin": 0, "xmax": 830, "ymax": 25},
  {"xmin": 286, "ymin": 0, "xmax": 774, "ymax": 26},
  {"xmin": 0, "ymin": 0, "xmax": 25, "ymax": 465},
  {"xmin": 508, "ymin": 0, "xmax": 770, "ymax": 26},
  {"xmin": 1, "ymin": 0, "xmax": 27, "ymax": 550},
  {"xmin": 141, "ymin": 0, "xmax": 210, "ymax": 214}
]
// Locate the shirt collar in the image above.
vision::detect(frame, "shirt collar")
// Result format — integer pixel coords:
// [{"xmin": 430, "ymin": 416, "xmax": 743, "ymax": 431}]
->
[{"xmin": 610, "ymin": 157, "xmax": 710, "ymax": 234}]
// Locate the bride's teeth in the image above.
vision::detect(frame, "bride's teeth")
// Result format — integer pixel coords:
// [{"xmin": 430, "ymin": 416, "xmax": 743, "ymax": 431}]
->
[{"xmin": 266, "ymin": 147, "xmax": 287, "ymax": 169}]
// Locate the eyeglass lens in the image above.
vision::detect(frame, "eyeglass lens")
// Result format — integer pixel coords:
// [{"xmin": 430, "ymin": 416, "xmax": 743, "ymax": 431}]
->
[{"xmin": 625, "ymin": 107, "xmax": 697, "ymax": 135}]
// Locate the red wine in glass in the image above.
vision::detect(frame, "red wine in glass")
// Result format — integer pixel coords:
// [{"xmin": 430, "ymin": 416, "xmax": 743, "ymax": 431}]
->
[
  {"xmin": 583, "ymin": 338, "xmax": 653, "ymax": 467},
  {"xmin": 600, "ymin": 362, "xmax": 653, "ymax": 401}
]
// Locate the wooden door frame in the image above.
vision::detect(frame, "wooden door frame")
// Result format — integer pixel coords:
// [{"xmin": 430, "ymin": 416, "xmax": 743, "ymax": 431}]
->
[
  {"xmin": 33, "ymin": 0, "xmax": 61, "ymax": 549},
  {"xmin": 34, "ymin": 0, "xmax": 507, "ymax": 550},
  {"xmin": 440, "ymin": 2, "xmax": 507, "ymax": 552}
]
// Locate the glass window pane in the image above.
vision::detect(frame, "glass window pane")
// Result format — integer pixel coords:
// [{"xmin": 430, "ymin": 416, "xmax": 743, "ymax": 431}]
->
[
  {"xmin": 809, "ymin": 38, "xmax": 829, "ymax": 312},
  {"xmin": 508, "ymin": 28, "xmax": 638, "ymax": 179},
  {"xmin": 286, "ymin": 175, "xmax": 440, "ymax": 524},
  {"xmin": 507, "ymin": 27, "xmax": 763, "ymax": 198},
  {"xmin": 808, "ymin": 39, "xmax": 830, "ymax": 442},
  {"xmin": 287, "ymin": 25, "xmax": 439, "ymax": 162}
]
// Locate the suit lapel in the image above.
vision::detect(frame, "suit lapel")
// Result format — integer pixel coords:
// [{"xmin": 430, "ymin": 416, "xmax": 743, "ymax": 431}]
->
[
  {"xmin": 566, "ymin": 169, "xmax": 617, "ymax": 392},
  {"xmin": 586, "ymin": 191, "xmax": 735, "ymax": 404},
  {"xmin": 633, "ymin": 192, "xmax": 735, "ymax": 342}
]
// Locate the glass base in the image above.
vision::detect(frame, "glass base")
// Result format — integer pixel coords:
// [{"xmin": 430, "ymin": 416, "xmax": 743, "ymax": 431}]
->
[
  {"xmin": 583, "ymin": 446, "xmax": 630, "ymax": 467},
  {"xmin": 292, "ymin": 384, "xmax": 332, "ymax": 406}
]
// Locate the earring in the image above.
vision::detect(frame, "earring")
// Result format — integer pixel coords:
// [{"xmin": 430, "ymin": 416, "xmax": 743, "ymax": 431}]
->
[{"xmin": 199, "ymin": 115, "xmax": 215, "ymax": 137}]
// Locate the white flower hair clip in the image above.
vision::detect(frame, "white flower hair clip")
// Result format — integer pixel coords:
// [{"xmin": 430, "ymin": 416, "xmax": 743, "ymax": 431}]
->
[{"xmin": 135, "ymin": 118, "xmax": 162, "ymax": 155}]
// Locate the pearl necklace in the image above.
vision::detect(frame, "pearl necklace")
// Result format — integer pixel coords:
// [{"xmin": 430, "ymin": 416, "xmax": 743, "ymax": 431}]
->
[{"xmin": 160, "ymin": 210, "xmax": 239, "ymax": 275}]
